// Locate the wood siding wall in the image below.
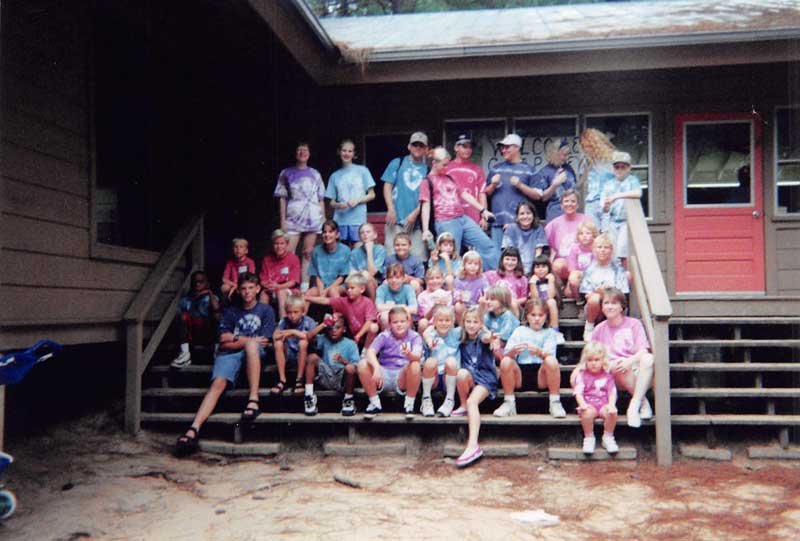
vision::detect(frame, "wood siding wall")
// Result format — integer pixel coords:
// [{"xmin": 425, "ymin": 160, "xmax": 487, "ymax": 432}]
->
[{"xmin": 0, "ymin": 1, "xmax": 175, "ymax": 350}]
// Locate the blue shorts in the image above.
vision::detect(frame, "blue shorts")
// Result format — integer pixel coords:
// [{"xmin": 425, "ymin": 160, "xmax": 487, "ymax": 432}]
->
[
  {"xmin": 211, "ymin": 346, "xmax": 269, "ymax": 385},
  {"xmin": 338, "ymin": 225, "xmax": 361, "ymax": 242}
]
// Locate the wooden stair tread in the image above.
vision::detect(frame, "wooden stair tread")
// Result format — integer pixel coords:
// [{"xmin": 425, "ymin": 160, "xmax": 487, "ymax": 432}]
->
[
  {"xmin": 670, "ymin": 362, "xmax": 800, "ymax": 371},
  {"xmin": 670, "ymin": 414, "xmax": 800, "ymax": 425},
  {"xmin": 143, "ymin": 388, "xmax": 576, "ymax": 398},
  {"xmin": 669, "ymin": 339, "xmax": 800, "ymax": 347},
  {"xmin": 670, "ymin": 388, "xmax": 800, "ymax": 397},
  {"xmin": 669, "ymin": 316, "xmax": 800, "ymax": 325}
]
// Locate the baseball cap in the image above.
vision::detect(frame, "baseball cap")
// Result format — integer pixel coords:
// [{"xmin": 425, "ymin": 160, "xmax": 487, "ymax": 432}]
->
[
  {"xmin": 612, "ymin": 151, "xmax": 632, "ymax": 165},
  {"xmin": 409, "ymin": 131, "xmax": 429, "ymax": 146},
  {"xmin": 499, "ymin": 133, "xmax": 522, "ymax": 147},
  {"xmin": 454, "ymin": 133, "xmax": 472, "ymax": 146}
]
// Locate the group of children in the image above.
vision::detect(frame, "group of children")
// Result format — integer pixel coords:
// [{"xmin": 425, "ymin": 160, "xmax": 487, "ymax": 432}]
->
[{"xmin": 173, "ymin": 133, "xmax": 652, "ymax": 466}]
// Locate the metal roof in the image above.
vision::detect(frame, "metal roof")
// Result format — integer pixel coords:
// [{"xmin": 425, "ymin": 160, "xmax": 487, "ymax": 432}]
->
[{"xmin": 317, "ymin": 0, "xmax": 800, "ymax": 62}]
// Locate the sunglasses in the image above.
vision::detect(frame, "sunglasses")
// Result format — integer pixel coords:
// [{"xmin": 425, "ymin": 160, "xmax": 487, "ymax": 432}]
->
[
  {"xmin": 411, "ymin": 142, "xmax": 427, "ymax": 148},
  {"xmin": 613, "ymin": 163, "xmax": 630, "ymax": 169}
]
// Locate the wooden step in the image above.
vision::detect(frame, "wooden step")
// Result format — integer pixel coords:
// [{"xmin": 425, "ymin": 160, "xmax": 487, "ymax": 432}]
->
[
  {"xmin": 149, "ymin": 365, "xmax": 278, "ymax": 375},
  {"xmin": 670, "ymin": 414, "xmax": 800, "ymax": 426},
  {"xmin": 671, "ymin": 388, "xmax": 800, "ymax": 398},
  {"xmin": 142, "ymin": 388, "xmax": 580, "ymax": 399},
  {"xmin": 670, "ymin": 362, "xmax": 800, "ymax": 372},
  {"xmin": 141, "ymin": 411, "xmax": 646, "ymax": 426},
  {"xmin": 669, "ymin": 339, "xmax": 800, "ymax": 347},
  {"xmin": 669, "ymin": 316, "xmax": 800, "ymax": 325}
]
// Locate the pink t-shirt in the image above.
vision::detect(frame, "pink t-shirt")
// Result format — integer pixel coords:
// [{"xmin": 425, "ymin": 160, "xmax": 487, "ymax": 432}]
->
[
  {"xmin": 259, "ymin": 253, "xmax": 301, "ymax": 291},
  {"xmin": 330, "ymin": 296, "xmax": 378, "ymax": 336},
  {"xmin": 567, "ymin": 242, "xmax": 596, "ymax": 273},
  {"xmin": 419, "ymin": 172, "xmax": 465, "ymax": 222},
  {"xmin": 484, "ymin": 270, "xmax": 528, "ymax": 301},
  {"xmin": 445, "ymin": 160, "xmax": 485, "ymax": 224},
  {"xmin": 573, "ymin": 368, "xmax": 616, "ymax": 411},
  {"xmin": 591, "ymin": 316, "xmax": 650, "ymax": 361},
  {"xmin": 545, "ymin": 213, "xmax": 588, "ymax": 260},
  {"xmin": 223, "ymin": 257, "xmax": 256, "ymax": 284},
  {"xmin": 417, "ymin": 288, "xmax": 453, "ymax": 319}
]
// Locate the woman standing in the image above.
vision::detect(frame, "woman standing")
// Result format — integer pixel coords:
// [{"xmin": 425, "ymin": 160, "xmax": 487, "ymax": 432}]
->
[{"xmin": 273, "ymin": 142, "xmax": 326, "ymax": 287}]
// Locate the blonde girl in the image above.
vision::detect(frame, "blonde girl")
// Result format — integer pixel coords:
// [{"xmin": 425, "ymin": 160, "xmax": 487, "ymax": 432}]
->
[
  {"xmin": 565, "ymin": 220, "xmax": 599, "ymax": 301},
  {"xmin": 481, "ymin": 285, "xmax": 519, "ymax": 350},
  {"xmin": 578, "ymin": 233, "xmax": 630, "ymax": 340},
  {"xmin": 417, "ymin": 266, "xmax": 452, "ymax": 334},
  {"xmin": 453, "ymin": 250, "xmax": 489, "ymax": 321},
  {"xmin": 454, "ymin": 306, "xmax": 498, "ymax": 468},
  {"xmin": 572, "ymin": 341, "xmax": 618, "ymax": 454},
  {"xmin": 420, "ymin": 305, "xmax": 461, "ymax": 417},
  {"xmin": 325, "ymin": 139, "xmax": 376, "ymax": 246}
]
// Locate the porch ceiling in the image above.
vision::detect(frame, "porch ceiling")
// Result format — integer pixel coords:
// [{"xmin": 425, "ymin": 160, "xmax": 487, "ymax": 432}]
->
[{"xmin": 250, "ymin": 0, "xmax": 800, "ymax": 85}]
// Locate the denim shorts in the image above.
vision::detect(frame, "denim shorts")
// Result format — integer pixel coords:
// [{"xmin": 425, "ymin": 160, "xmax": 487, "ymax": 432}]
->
[
  {"xmin": 338, "ymin": 225, "xmax": 361, "ymax": 243},
  {"xmin": 211, "ymin": 346, "xmax": 269, "ymax": 385}
]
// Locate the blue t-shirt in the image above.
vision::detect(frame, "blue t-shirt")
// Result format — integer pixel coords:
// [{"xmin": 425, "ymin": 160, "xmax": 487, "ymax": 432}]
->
[
  {"xmin": 485, "ymin": 161, "xmax": 543, "ymax": 226},
  {"xmin": 534, "ymin": 162, "xmax": 577, "ymax": 222},
  {"xmin": 428, "ymin": 256, "xmax": 462, "ymax": 277},
  {"xmin": 277, "ymin": 315, "xmax": 317, "ymax": 356},
  {"xmin": 376, "ymin": 282, "xmax": 418, "ymax": 310},
  {"xmin": 384, "ymin": 253, "xmax": 425, "ymax": 279},
  {"xmin": 349, "ymin": 244, "xmax": 387, "ymax": 276},
  {"xmin": 315, "ymin": 335, "xmax": 360, "ymax": 369},
  {"xmin": 585, "ymin": 166, "xmax": 614, "ymax": 205},
  {"xmin": 219, "ymin": 302, "xmax": 276, "ymax": 339},
  {"xmin": 326, "ymin": 164, "xmax": 376, "ymax": 226},
  {"xmin": 460, "ymin": 332, "xmax": 498, "ymax": 398},
  {"xmin": 423, "ymin": 326, "xmax": 462, "ymax": 372},
  {"xmin": 503, "ymin": 325, "xmax": 558, "ymax": 365},
  {"xmin": 603, "ymin": 173, "xmax": 642, "ymax": 224},
  {"xmin": 381, "ymin": 156, "xmax": 428, "ymax": 225},
  {"xmin": 309, "ymin": 243, "xmax": 351, "ymax": 288},
  {"xmin": 483, "ymin": 309, "xmax": 520, "ymax": 342},
  {"xmin": 502, "ymin": 224, "xmax": 549, "ymax": 275}
]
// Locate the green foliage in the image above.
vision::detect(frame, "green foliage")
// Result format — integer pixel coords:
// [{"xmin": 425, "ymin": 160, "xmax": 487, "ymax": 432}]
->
[{"xmin": 310, "ymin": 0, "xmax": 623, "ymax": 17}]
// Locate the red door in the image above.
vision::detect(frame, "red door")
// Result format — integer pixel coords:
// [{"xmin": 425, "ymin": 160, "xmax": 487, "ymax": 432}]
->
[{"xmin": 674, "ymin": 113, "xmax": 765, "ymax": 293}]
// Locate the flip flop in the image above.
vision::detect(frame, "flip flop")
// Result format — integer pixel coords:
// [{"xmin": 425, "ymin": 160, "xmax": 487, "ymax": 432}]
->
[
  {"xmin": 292, "ymin": 380, "xmax": 305, "ymax": 395},
  {"xmin": 241, "ymin": 399, "xmax": 261, "ymax": 422},
  {"xmin": 269, "ymin": 380, "xmax": 287, "ymax": 396},
  {"xmin": 175, "ymin": 426, "xmax": 200, "ymax": 456},
  {"xmin": 456, "ymin": 446, "xmax": 484, "ymax": 468}
]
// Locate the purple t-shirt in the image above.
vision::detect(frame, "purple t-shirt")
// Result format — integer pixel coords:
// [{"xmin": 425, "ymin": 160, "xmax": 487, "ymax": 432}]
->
[
  {"xmin": 273, "ymin": 166, "xmax": 325, "ymax": 233},
  {"xmin": 370, "ymin": 329, "xmax": 424, "ymax": 370},
  {"xmin": 573, "ymin": 368, "xmax": 616, "ymax": 411},
  {"xmin": 453, "ymin": 276, "xmax": 489, "ymax": 305}
]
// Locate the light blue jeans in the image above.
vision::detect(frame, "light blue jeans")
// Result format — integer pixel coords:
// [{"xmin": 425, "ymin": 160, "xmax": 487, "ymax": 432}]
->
[{"xmin": 436, "ymin": 216, "xmax": 499, "ymax": 271}]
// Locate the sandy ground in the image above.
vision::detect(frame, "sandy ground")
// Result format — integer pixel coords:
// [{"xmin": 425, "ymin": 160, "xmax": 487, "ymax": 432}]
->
[{"xmin": 2, "ymin": 412, "xmax": 800, "ymax": 540}]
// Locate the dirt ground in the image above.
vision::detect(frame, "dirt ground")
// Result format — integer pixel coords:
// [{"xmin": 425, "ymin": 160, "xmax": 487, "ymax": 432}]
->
[{"xmin": 2, "ymin": 412, "xmax": 800, "ymax": 541}]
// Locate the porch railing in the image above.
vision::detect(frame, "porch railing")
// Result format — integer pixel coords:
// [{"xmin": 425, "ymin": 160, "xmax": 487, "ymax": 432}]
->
[
  {"xmin": 124, "ymin": 214, "xmax": 205, "ymax": 434},
  {"xmin": 624, "ymin": 199, "xmax": 673, "ymax": 466}
]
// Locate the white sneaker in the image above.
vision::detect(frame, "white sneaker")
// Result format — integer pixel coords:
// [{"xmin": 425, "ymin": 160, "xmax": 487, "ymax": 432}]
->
[
  {"xmin": 627, "ymin": 401, "xmax": 642, "ymax": 428},
  {"xmin": 639, "ymin": 397, "xmax": 653, "ymax": 420},
  {"xmin": 582, "ymin": 436, "xmax": 596, "ymax": 455},
  {"xmin": 436, "ymin": 397, "xmax": 455, "ymax": 417},
  {"xmin": 420, "ymin": 396, "xmax": 435, "ymax": 417},
  {"xmin": 601, "ymin": 434, "xmax": 619, "ymax": 454},
  {"xmin": 340, "ymin": 397, "xmax": 356, "ymax": 416},
  {"xmin": 171, "ymin": 350, "xmax": 191, "ymax": 368},
  {"xmin": 405, "ymin": 399, "xmax": 416, "ymax": 420},
  {"xmin": 493, "ymin": 400, "xmax": 517, "ymax": 417},
  {"xmin": 549, "ymin": 400, "xmax": 566, "ymax": 418},
  {"xmin": 451, "ymin": 406, "xmax": 468, "ymax": 417},
  {"xmin": 304, "ymin": 394, "xmax": 318, "ymax": 416}
]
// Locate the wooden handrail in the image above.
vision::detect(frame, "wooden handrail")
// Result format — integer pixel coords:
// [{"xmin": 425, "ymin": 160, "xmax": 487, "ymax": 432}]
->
[
  {"xmin": 624, "ymin": 199, "xmax": 673, "ymax": 467},
  {"xmin": 125, "ymin": 214, "xmax": 205, "ymax": 434}
]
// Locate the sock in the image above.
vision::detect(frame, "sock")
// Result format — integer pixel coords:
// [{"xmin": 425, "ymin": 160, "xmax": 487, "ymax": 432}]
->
[
  {"xmin": 549, "ymin": 393, "xmax": 560, "ymax": 403},
  {"xmin": 445, "ymin": 375, "xmax": 457, "ymax": 401},
  {"xmin": 344, "ymin": 393, "xmax": 353, "ymax": 400},
  {"xmin": 505, "ymin": 394, "xmax": 516, "ymax": 404},
  {"xmin": 422, "ymin": 377, "xmax": 435, "ymax": 399},
  {"xmin": 180, "ymin": 343, "xmax": 189, "ymax": 353},
  {"xmin": 369, "ymin": 395, "xmax": 381, "ymax": 408},
  {"xmin": 603, "ymin": 432, "xmax": 614, "ymax": 438},
  {"xmin": 305, "ymin": 384, "xmax": 314, "ymax": 396},
  {"xmin": 404, "ymin": 395, "xmax": 415, "ymax": 409}
]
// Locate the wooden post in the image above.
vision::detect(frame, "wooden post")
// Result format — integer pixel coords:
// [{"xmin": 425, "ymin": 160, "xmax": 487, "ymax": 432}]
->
[
  {"xmin": 125, "ymin": 322, "xmax": 143, "ymax": 434},
  {"xmin": 654, "ymin": 318, "xmax": 672, "ymax": 466},
  {"xmin": 191, "ymin": 217, "xmax": 205, "ymax": 272}
]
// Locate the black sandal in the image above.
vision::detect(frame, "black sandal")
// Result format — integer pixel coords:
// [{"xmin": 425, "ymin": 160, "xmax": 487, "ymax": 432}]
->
[
  {"xmin": 269, "ymin": 380, "xmax": 287, "ymax": 396},
  {"xmin": 241, "ymin": 399, "xmax": 261, "ymax": 422},
  {"xmin": 175, "ymin": 426, "xmax": 200, "ymax": 456},
  {"xmin": 292, "ymin": 379, "xmax": 305, "ymax": 395}
]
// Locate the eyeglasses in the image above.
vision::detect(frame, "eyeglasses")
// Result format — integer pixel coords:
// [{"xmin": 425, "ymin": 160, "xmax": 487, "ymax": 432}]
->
[
  {"xmin": 613, "ymin": 163, "xmax": 630, "ymax": 169},
  {"xmin": 411, "ymin": 142, "xmax": 427, "ymax": 148}
]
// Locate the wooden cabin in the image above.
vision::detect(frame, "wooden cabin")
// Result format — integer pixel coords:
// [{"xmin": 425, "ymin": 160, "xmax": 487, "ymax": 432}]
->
[{"xmin": 2, "ymin": 0, "xmax": 800, "ymax": 463}]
